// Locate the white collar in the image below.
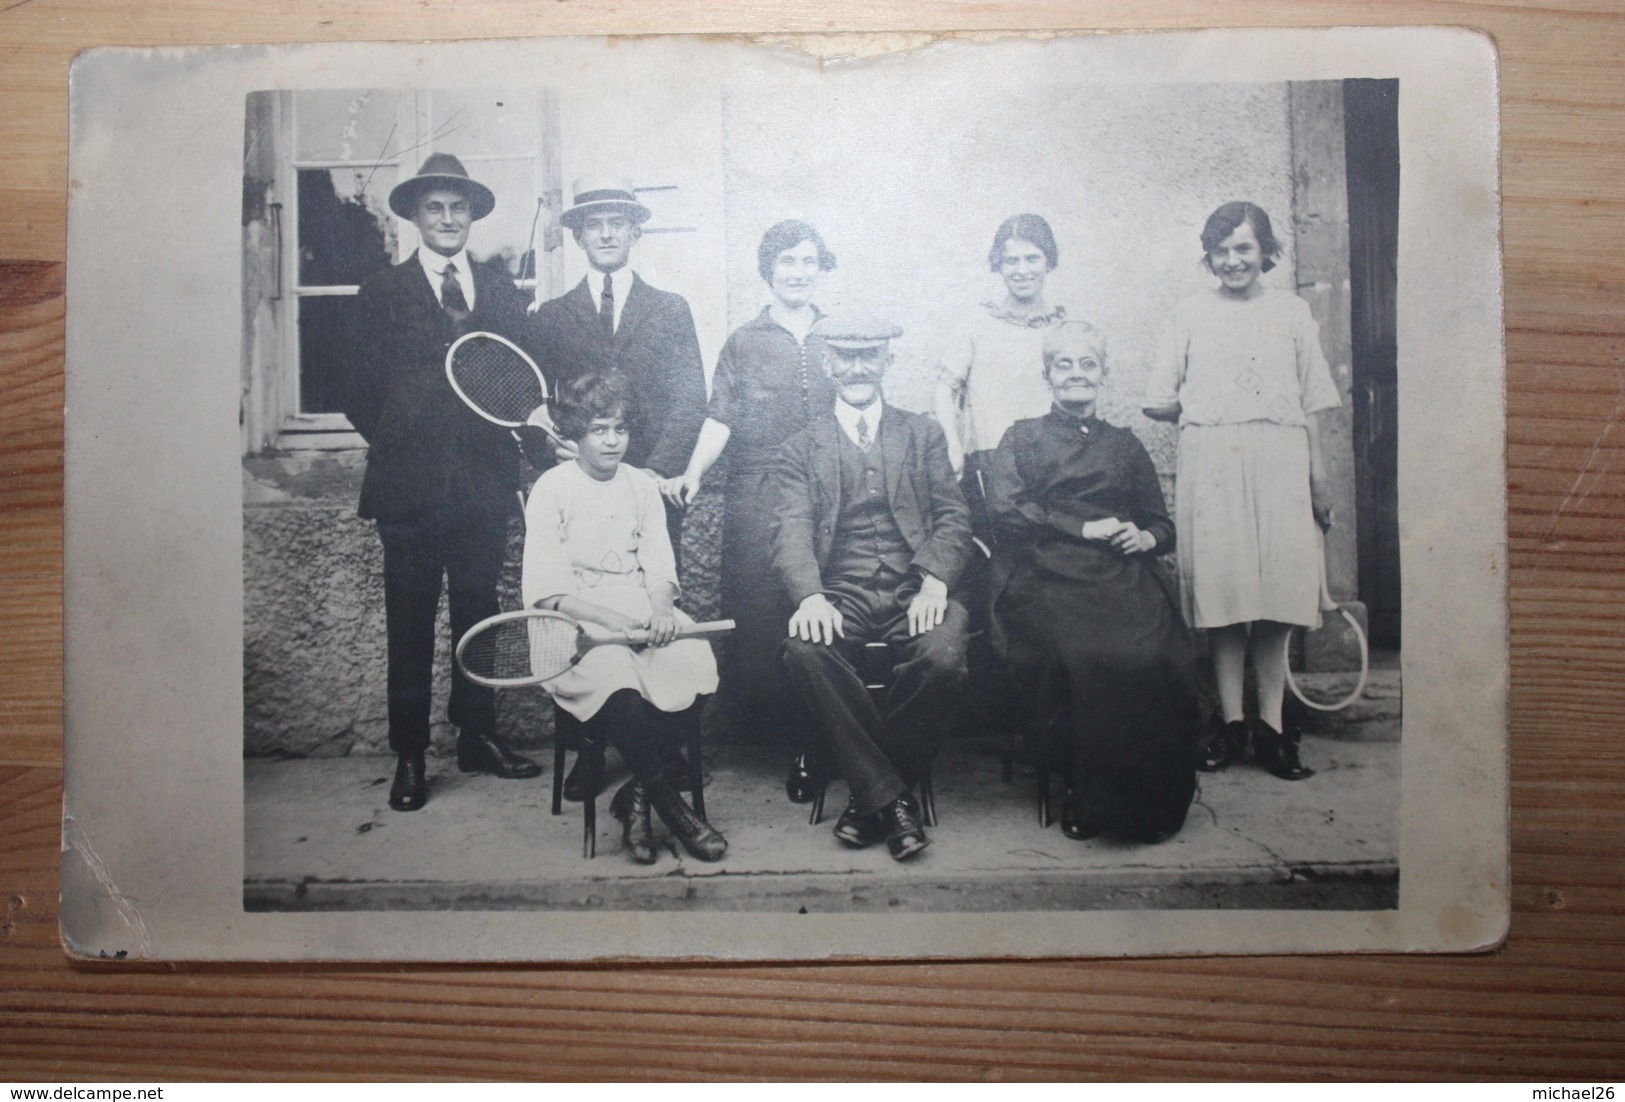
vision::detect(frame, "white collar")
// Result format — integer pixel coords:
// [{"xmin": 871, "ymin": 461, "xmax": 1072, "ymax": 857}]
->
[
  {"xmin": 418, "ymin": 248, "xmax": 474, "ymax": 308},
  {"xmin": 588, "ymin": 266, "xmax": 633, "ymax": 297},
  {"xmin": 587, "ymin": 267, "xmax": 634, "ymax": 332},
  {"xmin": 834, "ymin": 396, "xmax": 884, "ymax": 446},
  {"xmin": 418, "ymin": 246, "xmax": 470, "ymax": 279}
]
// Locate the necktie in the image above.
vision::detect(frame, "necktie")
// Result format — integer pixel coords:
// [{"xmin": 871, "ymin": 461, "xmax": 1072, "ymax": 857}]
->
[
  {"xmin": 856, "ymin": 415, "xmax": 871, "ymax": 450},
  {"xmin": 440, "ymin": 262, "xmax": 470, "ymax": 323},
  {"xmin": 599, "ymin": 273, "xmax": 615, "ymax": 340}
]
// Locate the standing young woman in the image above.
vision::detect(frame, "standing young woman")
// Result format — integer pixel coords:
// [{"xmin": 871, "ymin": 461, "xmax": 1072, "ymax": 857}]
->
[
  {"xmin": 1143, "ymin": 202, "xmax": 1341, "ymax": 780},
  {"xmin": 933, "ymin": 214, "xmax": 1071, "ymax": 525},
  {"xmin": 659, "ymin": 221, "xmax": 837, "ymax": 793}
]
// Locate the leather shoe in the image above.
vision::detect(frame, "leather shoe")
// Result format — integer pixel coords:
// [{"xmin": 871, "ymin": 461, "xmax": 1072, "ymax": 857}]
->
[
  {"xmin": 1254, "ymin": 722, "xmax": 1315, "ymax": 781},
  {"xmin": 647, "ymin": 779, "xmax": 728, "ymax": 862},
  {"xmin": 882, "ymin": 795, "xmax": 930, "ymax": 861},
  {"xmin": 561, "ymin": 743, "xmax": 606, "ymax": 802},
  {"xmin": 609, "ymin": 779, "xmax": 659, "ymax": 865},
  {"xmin": 662, "ymin": 747, "xmax": 694, "ymax": 793},
  {"xmin": 785, "ymin": 751, "xmax": 825, "ymax": 804},
  {"xmin": 457, "ymin": 729, "xmax": 542, "ymax": 779},
  {"xmin": 1198, "ymin": 718, "xmax": 1249, "ymax": 772},
  {"xmin": 1060, "ymin": 791, "xmax": 1111, "ymax": 841},
  {"xmin": 388, "ymin": 751, "xmax": 428, "ymax": 812},
  {"xmin": 832, "ymin": 801, "xmax": 886, "ymax": 848}
]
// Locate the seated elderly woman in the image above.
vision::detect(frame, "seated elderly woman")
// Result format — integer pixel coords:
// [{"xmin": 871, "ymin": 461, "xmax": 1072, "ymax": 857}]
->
[{"xmin": 985, "ymin": 321, "xmax": 1202, "ymax": 843}]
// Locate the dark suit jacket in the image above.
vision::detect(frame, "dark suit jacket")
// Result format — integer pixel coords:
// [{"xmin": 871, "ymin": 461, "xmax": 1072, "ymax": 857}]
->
[
  {"xmin": 770, "ymin": 406, "xmax": 973, "ymax": 606},
  {"xmin": 528, "ymin": 273, "xmax": 707, "ymax": 477},
  {"xmin": 338, "ymin": 252, "xmax": 531, "ymax": 521}
]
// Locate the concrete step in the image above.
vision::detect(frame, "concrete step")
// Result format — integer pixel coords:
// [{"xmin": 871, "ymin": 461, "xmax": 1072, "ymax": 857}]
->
[{"xmin": 245, "ymin": 734, "xmax": 1399, "ymax": 914}]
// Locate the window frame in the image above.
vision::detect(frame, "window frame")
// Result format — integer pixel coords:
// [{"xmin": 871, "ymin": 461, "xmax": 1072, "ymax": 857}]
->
[{"xmin": 266, "ymin": 89, "xmax": 553, "ymax": 452}]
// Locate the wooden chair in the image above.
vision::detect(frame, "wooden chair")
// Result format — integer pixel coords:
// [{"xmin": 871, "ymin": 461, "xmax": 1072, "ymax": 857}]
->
[{"xmin": 552, "ymin": 704, "xmax": 706, "ymax": 859}]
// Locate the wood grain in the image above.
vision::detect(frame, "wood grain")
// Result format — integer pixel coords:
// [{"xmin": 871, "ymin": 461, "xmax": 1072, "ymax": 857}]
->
[{"xmin": 4, "ymin": 0, "xmax": 1625, "ymax": 1082}]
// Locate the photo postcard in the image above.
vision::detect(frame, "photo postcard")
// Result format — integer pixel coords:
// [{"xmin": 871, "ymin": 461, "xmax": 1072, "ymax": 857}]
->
[{"xmin": 61, "ymin": 26, "xmax": 1507, "ymax": 961}]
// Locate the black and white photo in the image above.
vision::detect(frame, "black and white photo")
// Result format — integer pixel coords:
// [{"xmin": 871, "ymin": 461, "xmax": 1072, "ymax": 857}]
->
[{"xmin": 61, "ymin": 29, "xmax": 1506, "ymax": 960}]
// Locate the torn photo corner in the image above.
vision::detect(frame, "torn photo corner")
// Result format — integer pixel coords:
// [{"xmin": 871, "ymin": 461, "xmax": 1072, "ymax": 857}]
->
[{"xmin": 62, "ymin": 26, "xmax": 1505, "ymax": 962}]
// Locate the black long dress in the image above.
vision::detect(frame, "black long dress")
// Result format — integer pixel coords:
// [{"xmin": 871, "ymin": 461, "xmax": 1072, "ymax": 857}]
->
[
  {"xmin": 987, "ymin": 406, "xmax": 1202, "ymax": 840},
  {"xmin": 706, "ymin": 307, "xmax": 835, "ymax": 735}
]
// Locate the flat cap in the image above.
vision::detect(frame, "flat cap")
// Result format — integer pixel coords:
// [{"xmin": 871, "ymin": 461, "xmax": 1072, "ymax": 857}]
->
[{"xmin": 811, "ymin": 309, "xmax": 903, "ymax": 350}]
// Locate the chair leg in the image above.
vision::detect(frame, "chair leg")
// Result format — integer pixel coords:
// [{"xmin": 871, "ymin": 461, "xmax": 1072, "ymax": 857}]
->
[
  {"xmin": 582, "ymin": 740, "xmax": 601, "ymax": 859},
  {"xmin": 551, "ymin": 732, "xmax": 567, "ymax": 816},
  {"xmin": 688, "ymin": 726, "xmax": 705, "ymax": 822},
  {"xmin": 919, "ymin": 767, "xmax": 937, "ymax": 828},
  {"xmin": 1038, "ymin": 760, "xmax": 1051, "ymax": 829},
  {"xmin": 809, "ymin": 780, "xmax": 826, "ymax": 826}
]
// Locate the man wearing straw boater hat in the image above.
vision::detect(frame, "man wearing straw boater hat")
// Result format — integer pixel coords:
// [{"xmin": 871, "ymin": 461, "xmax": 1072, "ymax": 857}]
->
[
  {"xmin": 528, "ymin": 175, "xmax": 707, "ymax": 504},
  {"xmin": 526, "ymin": 174, "xmax": 708, "ymax": 802},
  {"xmin": 337, "ymin": 152, "xmax": 543, "ymax": 814}
]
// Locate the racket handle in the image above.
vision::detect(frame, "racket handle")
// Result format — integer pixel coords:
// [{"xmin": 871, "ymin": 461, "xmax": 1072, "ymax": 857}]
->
[{"xmin": 596, "ymin": 619, "xmax": 736, "ymax": 646}]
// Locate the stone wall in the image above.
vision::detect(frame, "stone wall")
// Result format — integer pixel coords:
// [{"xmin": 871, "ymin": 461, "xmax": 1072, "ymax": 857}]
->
[{"xmin": 243, "ymin": 452, "xmax": 725, "ymax": 757}]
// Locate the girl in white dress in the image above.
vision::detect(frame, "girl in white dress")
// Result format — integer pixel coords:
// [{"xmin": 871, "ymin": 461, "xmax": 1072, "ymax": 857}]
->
[
  {"xmin": 1143, "ymin": 202, "xmax": 1341, "ymax": 782},
  {"xmin": 522, "ymin": 374, "xmax": 725, "ymax": 864}
]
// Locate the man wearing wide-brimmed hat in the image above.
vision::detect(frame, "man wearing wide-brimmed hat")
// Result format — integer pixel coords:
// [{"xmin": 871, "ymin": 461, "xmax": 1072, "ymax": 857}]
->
[
  {"xmin": 337, "ymin": 152, "xmax": 543, "ymax": 814},
  {"xmin": 526, "ymin": 174, "xmax": 709, "ymax": 803}
]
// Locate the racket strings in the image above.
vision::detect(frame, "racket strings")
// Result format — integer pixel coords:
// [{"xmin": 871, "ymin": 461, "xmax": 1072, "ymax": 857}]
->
[
  {"xmin": 460, "ymin": 616, "xmax": 581, "ymax": 683},
  {"xmin": 525, "ymin": 617, "xmax": 585, "ymax": 680},
  {"xmin": 449, "ymin": 336, "xmax": 546, "ymax": 424}
]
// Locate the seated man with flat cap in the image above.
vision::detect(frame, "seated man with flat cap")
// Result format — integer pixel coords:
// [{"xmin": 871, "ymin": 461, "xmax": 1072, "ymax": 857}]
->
[
  {"xmin": 771, "ymin": 311, "xmax": 974, "ymax": 861},
  {"xmin": 336, "ymin": 153, "xmax": 542, "ymax": 813}
]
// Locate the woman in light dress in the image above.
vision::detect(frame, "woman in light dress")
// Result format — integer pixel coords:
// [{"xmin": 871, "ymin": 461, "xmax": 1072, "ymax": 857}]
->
[
  {"xmin": 933, "ymin": 213, "xmax": 1071, "ymax": 530},
  {"xmin": 1143, "ymin": 201, "xmax": 1341, "ymax": 781}
]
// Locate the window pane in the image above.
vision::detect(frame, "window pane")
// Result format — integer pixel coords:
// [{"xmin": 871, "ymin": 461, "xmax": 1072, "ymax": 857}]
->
[
  {"xmin": 294, "ymin": 89, "xmax": 402, "ymax": 164},
  {"xmin": 297, "ymin": 167, "xmax": 398, "ymax": 288},
  {"xmin": 426, "ymin": 90, "xmax": 539, "ymax": 158},
  {"xmin": 298, "ymin": 295, "xmax": 355, "ymax": 415},
  {"xmin": 463, "ymin": 158, "xmax": 539, "ymax": 279}
]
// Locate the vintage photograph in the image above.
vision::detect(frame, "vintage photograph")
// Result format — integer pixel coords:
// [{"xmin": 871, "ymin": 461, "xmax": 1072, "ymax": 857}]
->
[
  {"xmin": 61, "ymin": 29, "xmax": 1504, "ymax": 961},
  {"xmin": 239, "ymin": 71, "xmax": 1401, "ymax": 913}
]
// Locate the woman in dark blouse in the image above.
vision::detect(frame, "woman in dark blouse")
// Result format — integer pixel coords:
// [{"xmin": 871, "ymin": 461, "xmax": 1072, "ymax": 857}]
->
[
  {"xmin": 987, "ymin": 321, "xmax": 1202, "ymax": 843},
  {"xmin": 660, "ymin": 221, "xmax": 837, "ymax": 754}
]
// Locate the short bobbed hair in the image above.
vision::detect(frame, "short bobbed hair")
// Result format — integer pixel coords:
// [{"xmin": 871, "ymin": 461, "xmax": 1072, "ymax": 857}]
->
[
  {"xmin": 988, "ymin": 213, "xmax": 1059, "ymax": 272},
  {"xmin": 757, "ymin": 220, "xmax": 837, "ymax": 284},
  {"xmin": 1041, "ymin": 320, "xmax": 1108, "ymax": 374},
  {"xmin": 554, "ymin": 373, "xmax": 636, "ymax": 443},
  {"xmin": 1200, "ymin": 201, "xmax": 1282, "ymax": 272}
]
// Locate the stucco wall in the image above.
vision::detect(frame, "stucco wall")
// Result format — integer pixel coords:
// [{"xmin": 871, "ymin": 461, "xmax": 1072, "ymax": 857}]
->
[{"xmin": 721, "ymin": 80, "xmax": 1298, "ymax": 476}]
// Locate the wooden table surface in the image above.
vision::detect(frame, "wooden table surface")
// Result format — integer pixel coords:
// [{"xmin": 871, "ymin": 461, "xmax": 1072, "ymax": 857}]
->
[{"xmin": 3, "ymin": 0, "xmax": 1623, "ymax": 1082}]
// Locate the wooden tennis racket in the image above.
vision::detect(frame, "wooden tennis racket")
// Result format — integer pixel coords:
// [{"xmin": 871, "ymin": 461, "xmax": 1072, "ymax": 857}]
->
[
  {"xmin": 1284, "ymin": 528, "xmax": 1370, "ymax": 712},
  {"xmin": 455, "ymin": 609, "xmax": 735, "ymax": 689},
  {"xmin": 445, "ymin": 330, "xmax": 569, "ymax": 450}
]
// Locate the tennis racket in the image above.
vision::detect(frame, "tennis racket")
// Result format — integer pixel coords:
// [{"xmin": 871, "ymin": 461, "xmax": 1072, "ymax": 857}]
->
[
  {"xmin": 445, "ymin": 330, "xmax": 569, "ymax": 449},
  {"xmin": 455, "ymin": 609, "xmax": 735, "ymax": 689},
  {"xmin": 1283, "ymin": 528, "xmax": 1370, "ymax": 712}
]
